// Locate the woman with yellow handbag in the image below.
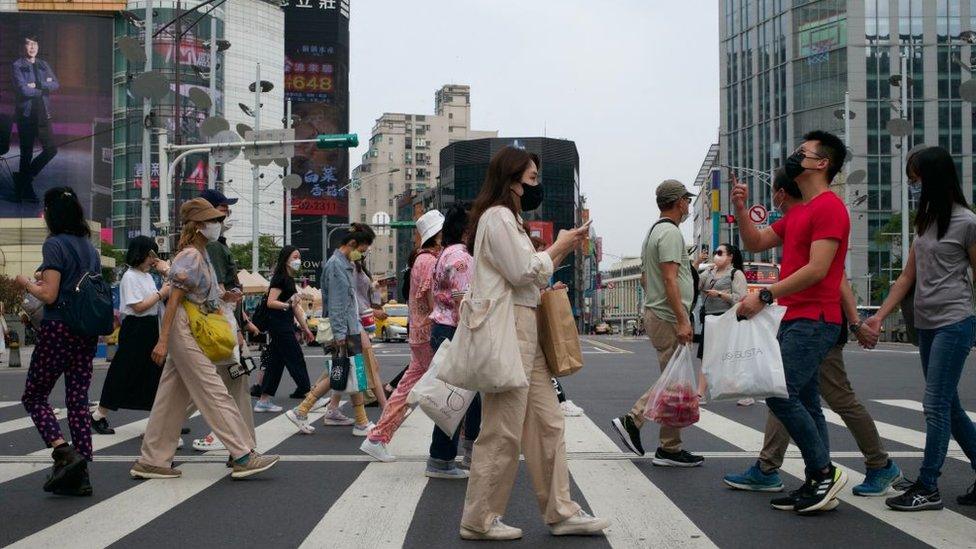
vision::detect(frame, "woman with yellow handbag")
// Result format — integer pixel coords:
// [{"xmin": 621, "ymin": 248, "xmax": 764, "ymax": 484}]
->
[{"xmin": 130, "ymin": 198, "xmax": 279, "ymax": 480}]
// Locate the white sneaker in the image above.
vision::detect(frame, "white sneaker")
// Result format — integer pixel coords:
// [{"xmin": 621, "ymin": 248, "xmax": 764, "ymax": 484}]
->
[
  {"xmin": 253, "ymin": 400, "xmax": 283, "ymax": 413},
  {"xmin": 192, "ymin": 433, "xmax": 225, "ymax": 452},
  {"xmin": 322, "ymin": 406, "xmax": 355, "ymax": 426},
  {"xmin": 352, "ymin": 421, "xmax": 374, "ymax": 437},
  {"xmin": 549, "ymin": 510, "xmax": 610, "ymax": 536},
  {"xmin": 286, "ymin": 409, "xmax": 316, "ymax": 434},
  {"xmin": 460, "ymin": 517, "xmax": 523, "ymax": 540},
  {"xmin": 560, "ymin": 400, "xmax": 585, "ymax": 417},
  {"xmin": 177, "ymin": 437, "xmax": 184, "ymax": 449},
  {"xmin": 359, "ymin": 438, "xmax": 396, "ymax": 462},
  {"xmin": 737, "ymin": 398, "xmax": 756, "ymax": 407}
]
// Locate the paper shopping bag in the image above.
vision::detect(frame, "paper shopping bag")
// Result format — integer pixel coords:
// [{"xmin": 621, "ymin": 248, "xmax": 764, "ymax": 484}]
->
[
  {"xmin": 410, "ymin": 340, "xmax": 477, "ymax": 435},
  {"xmin": 538, "ymin": 288, "xmax": 583, "ymax": 377}
]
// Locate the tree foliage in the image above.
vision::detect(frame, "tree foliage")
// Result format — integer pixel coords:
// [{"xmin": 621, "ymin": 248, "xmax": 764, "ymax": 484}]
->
[{"xmin": 229, "ymin": 235, "xmax": 281, "ymax": 274}]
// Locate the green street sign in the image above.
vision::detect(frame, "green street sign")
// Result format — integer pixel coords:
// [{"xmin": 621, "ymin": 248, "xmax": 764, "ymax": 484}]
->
[
  {"xmin": 389, "ymin": 221, "xmax": 416, "ymax": 229},
  {"xmin": 316, "ymin": 133, "xmax": 359, "ymax": 149}
]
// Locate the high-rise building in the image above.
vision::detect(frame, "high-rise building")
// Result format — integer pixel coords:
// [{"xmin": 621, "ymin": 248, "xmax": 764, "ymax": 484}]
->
[
  {"xmin": 349, "ymin": 84, "xmax": 496, "ymax": 279},
  {"xmin": 720, "ymin": 0, "xmax": 976, "ymax": 302}
]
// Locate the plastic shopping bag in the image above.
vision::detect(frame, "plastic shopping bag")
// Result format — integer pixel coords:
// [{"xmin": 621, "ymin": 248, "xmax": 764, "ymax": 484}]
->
[
  {"xmin": 642, "ymin": 345, "xmax": 700, "ymax": 428},
  {"xmin": 702, "ymin": 304, "xmax": 788, "ymax": 401},
  {"xmin": 335, "ymin": 353, "xmax": 368, "ymax": 395},
  {"xmin": 409, "ymin": 340, "xmax": 477, "ymax": 435}
]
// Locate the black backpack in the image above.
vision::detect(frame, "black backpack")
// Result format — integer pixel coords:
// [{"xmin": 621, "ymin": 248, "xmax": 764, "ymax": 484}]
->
[
  {"xmin": 56, "ymin": 237, "xmax": 114, "ymax": 337},
  {"xmin": 649, "ymin": 219, "xmax": 700, "ymax": 308}
]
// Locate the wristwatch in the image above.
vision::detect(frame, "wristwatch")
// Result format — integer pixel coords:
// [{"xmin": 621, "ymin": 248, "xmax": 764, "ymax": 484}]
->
[
  {"xmin": 849, "ymin": 322, "xmax": 862, "ymax": 334},
  {"xmin": 758, "ymin": 288, "xmax": 774, "ymax": 305}
]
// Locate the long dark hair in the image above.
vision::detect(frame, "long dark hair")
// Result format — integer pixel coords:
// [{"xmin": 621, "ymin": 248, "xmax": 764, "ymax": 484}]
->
[
  {"xmin": 270, "ymin": 245, "xmax": 299, "ymax": 283},
  {"xmin": 43, "ymin": 187, "xmax": 90, "ymax": 238},
  {"xmin": 719, "ymin": 242, "xmax": 745, "ymax": 272},
  {"xmin": 466, "ymin": 146, "xmax": 539, "ymax": 251},
  {"xmin": 913, "ymin": 146, "xmax": 969, "ymax": 240}
]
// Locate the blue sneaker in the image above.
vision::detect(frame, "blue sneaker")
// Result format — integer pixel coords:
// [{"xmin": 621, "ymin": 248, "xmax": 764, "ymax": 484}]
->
[
  {"xmin": 723, "ymin": 462, "xmax": 784, "ymax": 492},
  {"xmin": 853, "ymin": 460, "xmax": 902, "ymax": 496}
]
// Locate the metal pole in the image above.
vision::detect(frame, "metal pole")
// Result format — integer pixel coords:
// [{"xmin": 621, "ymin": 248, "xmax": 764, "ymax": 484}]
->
[
  {"xmin": 844, "ymin": 90, "xmax": 852, "ymax": 276},
  {"xmin": 173, "ymin": 0, "xmax": 183, "ymax": 218},
  {"xmin": 285, "ymin": 99, "xmax": 292, "ymax": 246},
  {"xmin": 251, "ymin": 62, "xmax": 261, "ymax": 273},
  {"xmin": 900, "ymin": 53, "xmax": 909, "ymax": 269},
  {"xmin": 157, "ymin": 129, "xmax": 170, "ymax": 251},
  {"xmin": 207, "ymin": 10, "xmax": 217, "ymax": 190},
  {"xmin": 140, "ymin": 0, "xmax": 154, "ymax": 235}
]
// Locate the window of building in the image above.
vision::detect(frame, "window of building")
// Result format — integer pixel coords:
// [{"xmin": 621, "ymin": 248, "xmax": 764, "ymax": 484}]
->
[
  {"xmin": 388, "ymin": 245, "xmax": 394, "ymax": 253},
  {"xmin": 448, "ymin": 112, "xmax": 453, "ymax": 119},
  {"xmin": 360, "ymin": 214, "xmax": 366, "ymax": 222},
  {"xmin": 360, "ymin": 197, "xmax": 366, "ymax": 206}
]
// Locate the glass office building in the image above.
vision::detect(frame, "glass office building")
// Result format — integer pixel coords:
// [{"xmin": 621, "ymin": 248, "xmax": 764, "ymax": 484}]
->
[{"xmin": 721, "ymin": 0, "xmax": 976, "ymax": 303}]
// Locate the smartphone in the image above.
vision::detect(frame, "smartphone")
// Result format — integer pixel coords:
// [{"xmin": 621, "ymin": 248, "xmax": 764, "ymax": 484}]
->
[
  {"xmin": 579, "ymin": 219, "xmax": 593, "ymax": 231},
  {"xmin": 230, "ymin": 288, "xmax": 243, "ymax": 295}
]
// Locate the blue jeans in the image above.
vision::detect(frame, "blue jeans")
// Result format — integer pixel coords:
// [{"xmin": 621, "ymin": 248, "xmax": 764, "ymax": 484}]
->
[
  {"xmin": 428, "ymin": 323, "xmax": 482, "ymax": 463},
  {"xmin": 916, "ymin": 316, "xmax": 976, "ymax": 489},
  {"xmin": 765, "ymin": 319, "xmax": 840, "ymax": 476}
]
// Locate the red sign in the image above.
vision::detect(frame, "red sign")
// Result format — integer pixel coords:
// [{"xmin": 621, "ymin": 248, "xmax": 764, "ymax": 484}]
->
[
  {"xmin": 526, "ymin": 221, "xmax": 554, "ymax": 247},
  {"xmin": 749, "ymin": 205, "xmax": 768, "ymax": 224}
]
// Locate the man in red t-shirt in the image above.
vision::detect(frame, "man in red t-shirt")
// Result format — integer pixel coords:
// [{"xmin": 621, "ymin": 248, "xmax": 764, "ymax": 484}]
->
[{"xmin": 731, "ymin": 130, "xmax": 851, "ymax": 514}]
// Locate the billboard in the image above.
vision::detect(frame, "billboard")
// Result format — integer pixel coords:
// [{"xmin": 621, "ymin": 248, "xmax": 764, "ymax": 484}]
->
[
  {"xmin": 284, "ymin": 0, "xmax": 350, "ymax": 218},
  {"xmin": 0, "ymin": 13, "xmax": 113, "ymax": 222}
]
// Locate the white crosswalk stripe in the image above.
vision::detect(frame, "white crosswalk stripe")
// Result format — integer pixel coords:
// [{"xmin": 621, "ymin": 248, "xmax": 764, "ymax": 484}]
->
[
  {"xmin": 4, "ymin": 398, "xmax": 976, "ymax": 547},
  {"xmin": 0, "ymin": 409, "xmax": 65, "ymax": 435},
  {"xmin": 0, "ymin": 401, "xmax": 22, "ymax": 410},
  {"xmin": 875, "ymin": 399, "xmax": 976, "ymax": 423},
  {"xmin": 696, "ymin": 408, "xmax": 976, "ymax": 548}
]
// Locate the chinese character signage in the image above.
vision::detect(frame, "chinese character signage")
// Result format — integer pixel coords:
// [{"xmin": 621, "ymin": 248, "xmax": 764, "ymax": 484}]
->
[{"xmin": 0, "ymin": 13, "xmax": 113, "ymax": 222}]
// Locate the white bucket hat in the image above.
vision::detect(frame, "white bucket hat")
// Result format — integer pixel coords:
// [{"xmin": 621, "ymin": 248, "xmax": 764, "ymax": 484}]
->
[{"xmin": 416, "ymin": 209, "xmax": 445, "ymax": 245}]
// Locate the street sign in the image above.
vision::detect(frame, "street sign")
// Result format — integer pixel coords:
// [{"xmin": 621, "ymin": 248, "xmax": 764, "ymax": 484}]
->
[
  {"xmin": 243, "ymin": 129, "xmax": 296, "ymax": 163},
  {"xmin": 210, "ymin": 130, "xmax": 243, "ymax": 164},
  {"xmin": 389, "ymin": 221, "xmax": 417, "ymax": 229},
  {"xmin": 316, "ymin": 133, "xmax": 359, "ymax": 149},
  {"xmin": 749, "ymin": 204, "xmax": 768, "ymax": 224},
  {"xmin": 607, "ymin": 281, "xmax": 616, "ymax": 290},
  {"xmin": 372, "ymin": 211, "xmax": 391, "ymax": 236}
]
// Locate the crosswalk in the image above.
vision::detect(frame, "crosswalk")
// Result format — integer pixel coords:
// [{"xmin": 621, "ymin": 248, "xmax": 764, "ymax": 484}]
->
[{"xmin": 2, "ymin": 398, "xmax": 976, "ymax": 548}]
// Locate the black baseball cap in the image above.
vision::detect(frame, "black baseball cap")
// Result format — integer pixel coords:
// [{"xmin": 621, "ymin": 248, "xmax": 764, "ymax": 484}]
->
[{"xmin": 199, "ymin": 188, "xmax": 238, "ymax": 207}]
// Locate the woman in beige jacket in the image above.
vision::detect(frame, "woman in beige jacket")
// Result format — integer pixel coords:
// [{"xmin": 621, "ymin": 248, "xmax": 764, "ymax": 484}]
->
[{"xmin": 459, "ymin": 146, "xmax": 609, "ymax": 541}]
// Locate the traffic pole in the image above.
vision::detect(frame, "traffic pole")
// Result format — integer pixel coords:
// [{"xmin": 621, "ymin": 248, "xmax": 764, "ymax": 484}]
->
[{"xmin": 251, "ymin": 62, "xmax": 261, "ymax": 273}]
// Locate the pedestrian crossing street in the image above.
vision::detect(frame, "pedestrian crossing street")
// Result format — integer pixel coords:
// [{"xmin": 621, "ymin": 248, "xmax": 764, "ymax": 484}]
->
[{"xmin": 1, "ymin": 398, "xmax": 975, "ymax": 548}]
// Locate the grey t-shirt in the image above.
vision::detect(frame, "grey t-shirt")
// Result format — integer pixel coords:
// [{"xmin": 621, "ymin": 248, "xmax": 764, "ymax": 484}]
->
[
  {"xmin": 913, "ymin": 204, "xmax": 976, "ymax": 329},
  {"xmin": 38, "ymin": 234, "xmax": 101, "ymax": 322}
]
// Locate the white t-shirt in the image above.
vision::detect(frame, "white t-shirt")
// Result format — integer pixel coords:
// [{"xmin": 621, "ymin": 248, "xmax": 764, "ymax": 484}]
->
[{"xmin": 120, "ymin": 269, "xmax": 160, "ymax": 318}]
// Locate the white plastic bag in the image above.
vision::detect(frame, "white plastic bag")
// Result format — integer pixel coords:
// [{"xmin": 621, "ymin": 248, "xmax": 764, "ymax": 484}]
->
[
  {"xmin": 410, "ymin": 340, "xmax": 477, "ymax": 435},
  {"xmin": 642, "ymin": 345, "xmax": 700, "ymax": 428},
  {"xmin": 702, "ymin": 304, "xmax": 788, "ymax": 401}
]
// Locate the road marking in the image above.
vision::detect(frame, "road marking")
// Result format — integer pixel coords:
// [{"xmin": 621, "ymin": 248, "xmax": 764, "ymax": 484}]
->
[
  {"xmin": 0, "ymin": 410, "xmax": 65, "ymax": 435},
  {"xmin": 5, "ymin": 409, "xmax": 325, "ymax": 549},
  {"xmin": 874, "ymin": 399, "xmax": 976, "ymax": 423},
  {"xmin": 822, "ymin": 408, "xmax": 969, "ymax": 462},
  {"xmin": 696, "ymin": 409, "xmax": 976, "ymax": 548},
  {"xmin": 564, "ymin": 415, "xmax": 715, "ymax": 548},
  {"xmin": 300, "ymin": 462, "xmax": 428, "ymax": 548},
  {"xmin": 385, "ymin": 404, "xmax": 436, "ymax": 457},
  {"xmin": 0, "ymin": 401, "xmax": 21, "ymax": 409},
  {"xmin": 846, "ymin": 348, "xmax": 919, "ymax": 355},
  {"xmin": 583, "ymin": 339, "xmax": 634, "ymax": 354}
]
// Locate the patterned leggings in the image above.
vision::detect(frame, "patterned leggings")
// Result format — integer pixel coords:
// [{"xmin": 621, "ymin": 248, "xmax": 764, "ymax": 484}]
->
[{"xmin": 21, "ymin": 320, "xmax": 98, "ymax": 460}]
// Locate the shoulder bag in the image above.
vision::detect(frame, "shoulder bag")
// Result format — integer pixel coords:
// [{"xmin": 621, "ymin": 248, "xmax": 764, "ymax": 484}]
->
[
  {"xmin": 56, "ymin": 236, "xmax": 114, "ymax": 337},
  {"xmin": 436, "ymin": 214, "xmax": 528, "ymax": 393}
]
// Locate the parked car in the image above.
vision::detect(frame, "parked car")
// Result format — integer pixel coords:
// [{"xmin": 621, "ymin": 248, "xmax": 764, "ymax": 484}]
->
[
  {"xmin": 375, "ymin": 301, "xmax": 408, "ymax": 342},
  {"xmin": 594, "ymin": 322, "xmax": 610, "ymax": 335}
]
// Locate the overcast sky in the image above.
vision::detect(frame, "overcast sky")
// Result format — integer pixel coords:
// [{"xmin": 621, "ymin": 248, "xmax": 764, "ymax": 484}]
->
[{"xmin": 348, "ymin": 0, "xmax": 719, "ymax": 267}]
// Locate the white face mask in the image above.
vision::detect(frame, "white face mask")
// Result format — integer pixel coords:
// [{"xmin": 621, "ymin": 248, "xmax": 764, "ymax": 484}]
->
[
  {"xmin": 221, "ymin": 219, "xmax": 235, "ymax": 234},
  {"xmin": 288, "ymin": 259, "xmax": 302, "ymax": 271},
  {"xmin": 199, "ymin": 222, "xmax": 222, "ymax": 242}
]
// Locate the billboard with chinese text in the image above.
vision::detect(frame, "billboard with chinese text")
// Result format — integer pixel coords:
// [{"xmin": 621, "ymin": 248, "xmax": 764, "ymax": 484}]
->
[{"xmin": 0, "ymin": 13, "xmax": 112, "ymax": 224}]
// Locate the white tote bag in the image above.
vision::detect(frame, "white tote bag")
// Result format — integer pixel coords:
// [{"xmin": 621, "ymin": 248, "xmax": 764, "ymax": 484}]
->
[
  {"xmin": 409, "ymin": 339, "xmax": 477, "ymax": 435},
  {"xmin": 702, "ymin": 304, "xmax": 788, "ymax": 401},
  {"xmin": 436, "ymin": 219, "xmax": 527, "ymax": 393}
]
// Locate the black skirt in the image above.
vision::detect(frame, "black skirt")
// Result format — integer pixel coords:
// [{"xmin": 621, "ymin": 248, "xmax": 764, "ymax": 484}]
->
[{"xmin": 99, "ymin": 315, "xmax": 161, "ymax": 411}]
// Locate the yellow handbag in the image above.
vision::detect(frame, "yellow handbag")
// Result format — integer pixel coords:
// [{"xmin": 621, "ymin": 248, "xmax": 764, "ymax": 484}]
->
[{"xmin": 182, "ymin": 301, "xmax": 236, "ymax": 363}]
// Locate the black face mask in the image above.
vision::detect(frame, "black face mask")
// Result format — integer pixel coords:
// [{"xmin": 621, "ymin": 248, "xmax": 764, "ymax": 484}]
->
[
  {"xmin": 519, "ymin": 183, "xmax": 543, "ymax": 212},
  {"xmin": 784, "ymin": 150, "xmax": 807, "ymax": 180}
]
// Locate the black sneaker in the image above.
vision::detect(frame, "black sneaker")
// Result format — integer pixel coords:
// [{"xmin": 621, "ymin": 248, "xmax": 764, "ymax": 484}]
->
[
  {"xmin": 795, "ymin": 465, "xmax": 848, "ymax": 514},
  {"xmin": 91, "ymin": 416, "xmax": 115, "ymax": 435},
  {"xmin": 181, "ymin": 427, "xmax": 191, "ymax": 435},
  {"xmin": 43, "ymin": 445, "xmax": 86, "ymax": 492},
  {"xmin": 771, "ymin": 488, "xmax": 840, "ymax": 512},
  {"xmin": 53, "ymin": 467, "xmax": 92, "ymax": 497},
  {"xmin": 651, "ymin": 448, "xmax": 704, "ymax": 467},
  {"xmin": 611, "ymin": 415, "xmax": 644, "ymax": 456},
  {"xmin": 886, "ymin": 481, "xmax": 944, "ymax": 511},
  {"xmin": 958, "ymin": 480, "xmax": 976, "ymax": 506}
]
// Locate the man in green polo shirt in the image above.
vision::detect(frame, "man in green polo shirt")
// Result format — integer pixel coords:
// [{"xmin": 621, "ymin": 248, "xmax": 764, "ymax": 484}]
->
[{"xmin": 612, "ymin": 179, "xmax": 704, "ymax": 468}]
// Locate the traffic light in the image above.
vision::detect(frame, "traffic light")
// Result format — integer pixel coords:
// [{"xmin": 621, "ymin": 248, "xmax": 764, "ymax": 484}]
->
[
  {"xmin": 316, "ymin": 133, "xmax": 359, "ymax": 149},
  {"xmin": 723, "ymin": 214, "xmax": 736, "ymax": 224}
]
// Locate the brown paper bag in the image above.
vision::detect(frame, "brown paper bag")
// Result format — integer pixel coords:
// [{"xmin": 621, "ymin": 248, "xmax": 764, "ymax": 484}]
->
[{"xmin": 538, "ymin": 288, "xmax": 583, "ymax": 377}]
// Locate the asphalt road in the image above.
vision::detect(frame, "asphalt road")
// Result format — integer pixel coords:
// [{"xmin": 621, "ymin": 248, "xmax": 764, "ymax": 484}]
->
[{"xmin": 1, "ymin": 336, "xmax": 975, "ymax": 548}]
